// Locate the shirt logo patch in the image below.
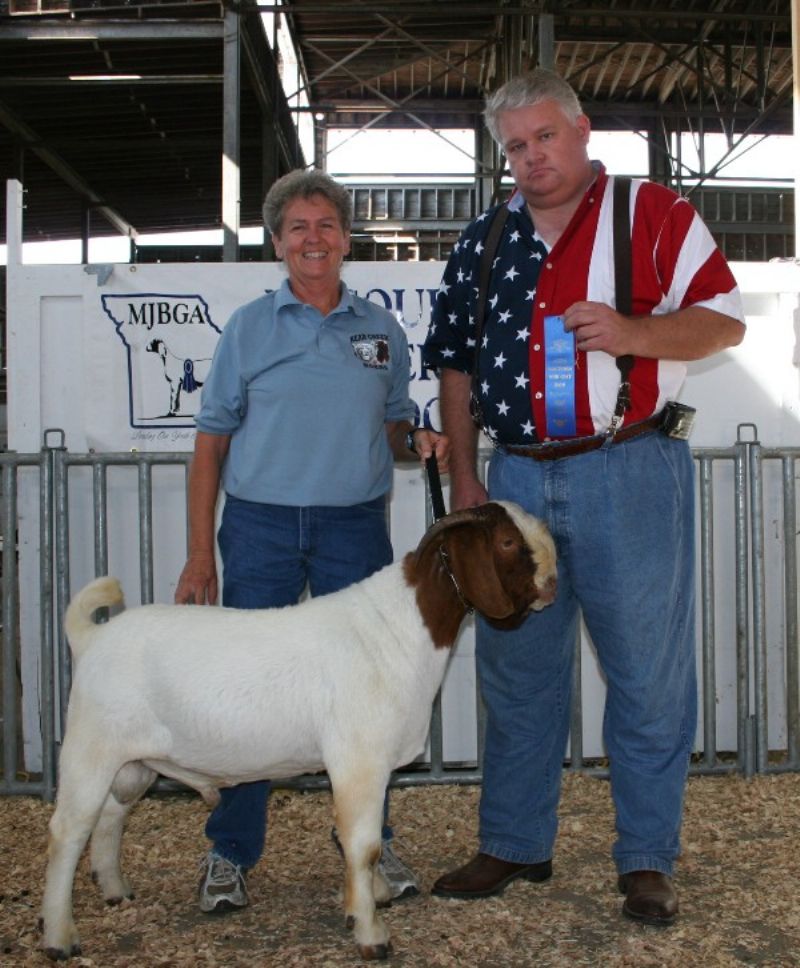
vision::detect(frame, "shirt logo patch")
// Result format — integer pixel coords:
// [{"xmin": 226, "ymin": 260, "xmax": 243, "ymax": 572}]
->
[{"xmin": 351, "ymin": 334, "xmax": 390, "ymax": 369}]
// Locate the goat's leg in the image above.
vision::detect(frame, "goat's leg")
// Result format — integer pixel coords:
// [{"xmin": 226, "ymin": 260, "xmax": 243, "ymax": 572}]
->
[
  {"xmin": 169, "ymin": 380, "xmax": 181, "ymax": 416},
  {"xmin": 90, "ymin": 762, "xmax": 155, "ymax": 902},
  {"xmin": 41, "ymin": 755, "xmax": 117, "ymax": 960},
  {"xmin": 330, "ymin": 768, "xmax": 391, "ymax": 960}
]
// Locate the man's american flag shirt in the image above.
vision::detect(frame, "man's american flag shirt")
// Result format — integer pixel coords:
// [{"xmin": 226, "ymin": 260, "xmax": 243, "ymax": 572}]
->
[{"xmin": 422, "ymin": 164, "xmax": 744, "ymax": 444}]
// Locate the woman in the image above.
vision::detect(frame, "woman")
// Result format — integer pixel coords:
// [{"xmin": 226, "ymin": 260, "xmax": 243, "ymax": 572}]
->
[{"xmin": 175, "ymin": 169, "xmax": 448, "ymax": 914}]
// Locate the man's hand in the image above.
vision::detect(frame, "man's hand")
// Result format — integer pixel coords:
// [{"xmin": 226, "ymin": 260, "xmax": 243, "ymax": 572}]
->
[
  {"xmin": 563, "ymin": 301, "xmax": 637, "ymax": 356},
  {"xmin": 449, "ymin": 476, "xmax": 488, "ymax": 511},
  {"xmin": 563, "ymin": 301, "xmax": 745, "ymax": 361}
]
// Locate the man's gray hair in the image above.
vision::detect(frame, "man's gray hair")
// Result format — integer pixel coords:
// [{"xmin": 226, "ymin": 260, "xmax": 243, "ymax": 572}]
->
[
  {"xmin": 263, "ymin": 169, "xmax": 353, "ymax": 235},
  {"xmin": 484, "ymin": 68, "xmax": 583, "ymax": 145}
]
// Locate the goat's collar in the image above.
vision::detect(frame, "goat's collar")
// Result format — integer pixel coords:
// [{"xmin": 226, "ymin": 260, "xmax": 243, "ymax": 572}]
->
[{"xmin": 438, "ymin": 545, "xmax": 474, "ymax": 614}]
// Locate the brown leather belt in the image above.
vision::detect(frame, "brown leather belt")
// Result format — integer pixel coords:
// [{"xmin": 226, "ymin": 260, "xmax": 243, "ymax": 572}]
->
[{"xmin": 499, "ymin": 411, "xmax": 664, "ymax": 461}]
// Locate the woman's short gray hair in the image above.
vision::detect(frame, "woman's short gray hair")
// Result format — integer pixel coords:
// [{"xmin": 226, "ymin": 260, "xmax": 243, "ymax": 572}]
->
[
  {"xmin": 484, "ymin": 69, "xmax": 583, "ymax": 145},
  {"xmin": 263, "ymin": 169, "xmax": 353, "ymax": 235}
]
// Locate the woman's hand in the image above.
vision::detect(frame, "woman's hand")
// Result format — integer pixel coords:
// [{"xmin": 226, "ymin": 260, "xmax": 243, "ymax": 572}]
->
[
  {"xmin": 410, "ymin": 428, "xmax": 450, "ymax": 472},
  {"xmin": 175, "ymin": 552, "xmax": 218, "ymax": 605}
]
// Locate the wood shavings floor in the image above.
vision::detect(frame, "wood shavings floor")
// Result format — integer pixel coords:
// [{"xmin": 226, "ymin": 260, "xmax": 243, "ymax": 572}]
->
[{"xmin": 2, "ymin": 772, "xmax": 799, "ymax": 966}]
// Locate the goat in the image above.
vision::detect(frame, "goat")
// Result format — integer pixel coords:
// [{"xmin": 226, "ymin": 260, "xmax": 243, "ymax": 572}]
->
[{"xmin": 40, "ymin": 501, "xmax": 556, "ymax": 962}]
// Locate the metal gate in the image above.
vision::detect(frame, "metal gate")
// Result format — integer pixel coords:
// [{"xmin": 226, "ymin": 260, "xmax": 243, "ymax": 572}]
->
[{"xmin": 1, "ymin": 425, "xmax": 798, "ymax": 799}]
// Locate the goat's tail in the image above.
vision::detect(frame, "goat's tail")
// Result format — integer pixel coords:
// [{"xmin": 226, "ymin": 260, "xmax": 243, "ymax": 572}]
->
[{"xmin": 64, "ymin": 576, "xmax": 125, "ymax": 661}]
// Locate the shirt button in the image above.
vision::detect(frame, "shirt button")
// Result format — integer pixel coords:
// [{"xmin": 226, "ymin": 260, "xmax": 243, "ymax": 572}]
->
[
  {"xmin": 533, "ymin": 343, "xmax": 541, "ymax": 352},
  {"xmin": 543, "ymin": 436, "xmax": 552, "ymax": 442},
  {"xmin": 538, "ymin": 302, "xmax": 546, "ymax": 309},
  {"xmin": 545, "ymin": 262, "xmax": 553, "ymax": 269},
  {"xmin": 535, "ymin": 391, "xmax": 543, "ymax": 399}
]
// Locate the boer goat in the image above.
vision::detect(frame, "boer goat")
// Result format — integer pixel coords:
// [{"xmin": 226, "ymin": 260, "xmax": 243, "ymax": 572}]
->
[{"xmin": 41, "ymin": 501, "xmax": 556, "ymax": 962}]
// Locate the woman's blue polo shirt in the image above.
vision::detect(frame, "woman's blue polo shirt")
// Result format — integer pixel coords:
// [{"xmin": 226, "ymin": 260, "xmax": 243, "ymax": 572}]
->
[{"xmin": 195, "ymin": 279, "xmax": 416, "ymax": 507}]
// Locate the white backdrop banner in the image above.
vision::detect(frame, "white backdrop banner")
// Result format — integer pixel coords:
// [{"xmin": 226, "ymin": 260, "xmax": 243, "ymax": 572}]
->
[
  {"xmin": 83, "ymin": 262, "xmax": 445, "ymax": 452},
  {"xmin": 6, "ymin": 256, "xmax": 800, "ymax": 769}
]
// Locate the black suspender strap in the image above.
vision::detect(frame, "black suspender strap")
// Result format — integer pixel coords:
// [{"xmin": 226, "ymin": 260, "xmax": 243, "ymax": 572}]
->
[
  {"xmin": 469, "ymin": 204, "xmax": 510, "ymax": 429},
  {"xmin": 611, "ymin": 176, "xmax": 633, "ymax": 429}
]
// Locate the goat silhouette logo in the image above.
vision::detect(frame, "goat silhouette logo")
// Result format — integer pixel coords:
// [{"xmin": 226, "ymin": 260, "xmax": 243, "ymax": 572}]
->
[{"xmin": 101, "ymin": 294, "xmax": 222, "ymax": 428}]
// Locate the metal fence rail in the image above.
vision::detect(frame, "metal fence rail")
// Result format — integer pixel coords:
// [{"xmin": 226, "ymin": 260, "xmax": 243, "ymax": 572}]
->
[
  {"xmin": 1, "ymin": 426, "xmax": 798, "ymax": 799},
  {"xmin": 0, "ymin": 447, "xmax": 52, "ymax": 797}
]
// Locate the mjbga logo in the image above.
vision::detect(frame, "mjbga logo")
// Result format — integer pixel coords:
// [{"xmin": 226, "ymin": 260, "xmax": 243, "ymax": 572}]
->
[{"xmin": 101, "ymin": 293, "xmax": 222, "ymax": 427}]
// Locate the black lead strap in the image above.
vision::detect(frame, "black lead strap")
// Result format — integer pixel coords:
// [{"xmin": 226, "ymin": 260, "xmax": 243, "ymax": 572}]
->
[
  {"xmin": 424, "ymin": 455, "xmax": 474, "ymax": 613},
  {"xmin": 425, "ymin": 454, "xmax": 447, "ymax": 522}
]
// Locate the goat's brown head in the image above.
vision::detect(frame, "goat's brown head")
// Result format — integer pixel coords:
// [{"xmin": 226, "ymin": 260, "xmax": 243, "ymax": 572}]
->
[{"xmin": 405, "ymin": 501, "xmax": 557, "ymax": 647}]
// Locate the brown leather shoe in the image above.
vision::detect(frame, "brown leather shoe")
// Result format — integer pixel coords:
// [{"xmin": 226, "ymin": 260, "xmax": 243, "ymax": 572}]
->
[
  {"xmin": 618, "ymin": 870, "xmax": 678, "ymax": 926},
  {"xmin": 431, "ymin": 852, "xmax": 552, "ymax": 899}
]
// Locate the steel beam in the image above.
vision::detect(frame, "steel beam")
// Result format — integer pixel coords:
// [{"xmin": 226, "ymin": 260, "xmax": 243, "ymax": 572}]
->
[{"xmin": 222, "ymin": 9, "xmax": 241, "ymax": 263}]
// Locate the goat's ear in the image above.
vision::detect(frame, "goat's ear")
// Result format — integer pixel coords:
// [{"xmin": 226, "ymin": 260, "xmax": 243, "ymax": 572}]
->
[{"xmin": 443, "ymin": 529, "xmax": 516, "ymax": 620}]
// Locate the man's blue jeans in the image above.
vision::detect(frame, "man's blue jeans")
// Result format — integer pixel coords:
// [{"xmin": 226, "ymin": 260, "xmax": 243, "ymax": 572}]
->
[
  {"xmin": 205, "ymin": 494, "xmax": 394, "ymax": 870},
  {"xmin": 477, "ymin": 431, "xmax": 697, "ymax": 876}
]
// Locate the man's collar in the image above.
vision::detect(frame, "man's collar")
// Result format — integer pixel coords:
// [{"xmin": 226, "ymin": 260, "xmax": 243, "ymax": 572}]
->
[{"xmin": 505, "ymin": 159, "xmax": 607, "ymax": 214}]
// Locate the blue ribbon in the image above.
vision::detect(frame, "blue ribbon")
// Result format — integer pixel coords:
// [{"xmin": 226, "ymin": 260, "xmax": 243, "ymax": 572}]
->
[
  {"xmin": 181, "ymin": 359, "xmax": 198, "ymax": 393},
  {"xmin": 544, "ymin": 315, "xmax": 576, "ymax": 437}
]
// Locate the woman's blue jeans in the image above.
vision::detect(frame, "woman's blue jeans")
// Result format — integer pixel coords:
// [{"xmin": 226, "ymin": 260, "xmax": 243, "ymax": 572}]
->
[
  {"xmin": 205, "ymin": 494, "xmax": 394, "ymax": 870},
  {"xmin": 477, "ymin": 431, "xmax": 697, "ymax": 876}
]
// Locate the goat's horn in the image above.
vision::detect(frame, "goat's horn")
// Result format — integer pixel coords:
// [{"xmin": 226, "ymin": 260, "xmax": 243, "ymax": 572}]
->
[{"xmin": 415, "ymin": 505, "xmax": 494, "ymax": 559}]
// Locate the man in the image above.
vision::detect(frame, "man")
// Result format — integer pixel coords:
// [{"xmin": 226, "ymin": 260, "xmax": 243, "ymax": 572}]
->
[{"xmin": 422, "ymin": 69, "xmax": 745, "ymax": 924}]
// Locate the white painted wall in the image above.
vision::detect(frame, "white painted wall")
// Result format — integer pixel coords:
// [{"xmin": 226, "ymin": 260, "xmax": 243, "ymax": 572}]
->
[{"xmin": 6, "ymin": 203, "xmax": 800, "ymax": 770}]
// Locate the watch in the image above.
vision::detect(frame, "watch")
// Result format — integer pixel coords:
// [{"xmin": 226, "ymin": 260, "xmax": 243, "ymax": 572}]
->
[{"xmin": 405, "ymin": 428, "xmax": 420, "ymax": 454}]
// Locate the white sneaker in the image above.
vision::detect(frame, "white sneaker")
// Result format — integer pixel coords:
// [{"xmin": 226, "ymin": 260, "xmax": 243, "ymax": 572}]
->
[
  {"xmin": 198, "ymin": 852, "xmax": 249, "ymax": 913},
  {"xmin": 378, "ymin": 840, "xmax": 420, "ymax": 900}
]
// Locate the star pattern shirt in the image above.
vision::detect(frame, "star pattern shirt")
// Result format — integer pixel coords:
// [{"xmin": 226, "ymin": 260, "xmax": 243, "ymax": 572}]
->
[
  {"xmin": 423, "ymin": 164, "xmax": 744, "ymax": 444},
  {"xmin": 423, "ymin": 198, "xmax": 548, "ymax": 444}
]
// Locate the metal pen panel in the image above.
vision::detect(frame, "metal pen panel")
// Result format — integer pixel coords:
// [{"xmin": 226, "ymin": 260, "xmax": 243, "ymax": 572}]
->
[
  {"xmin": 698, "ymin": 455, "xmax": 717, "ymax": 767},
  {"xmin": 39, "ymin": 442, "xmax": 56, "ymax": 801},
  {"xmin": 92, "ymin": 461, "xmax": 109, "ymax": 577},
  {"xmin": 781, "ymin": 454, "xmax": 799, "ymax": 767},
  {"xmin": 734, "ymin": 433, "xmax": 753, "ymax": 776},
  {"xmin": 747, "ymin": 439, "xmax": 768, "ymax": 772},
  {"xmin": 1, "ymin": 461, "xmax": 18, "ymax": 794},
  {"xmin": 51, "ymin": 444, "xmax": 71, "ymax": 734},
  {"xmin": 428, "ymin": 691, "xmax": 445, "ymax": 780},
  {"xmin": 138, "ymin": 460, "xmax": 154, "ymax": 605},
  {"xmin": 4, "ymin": 432, "xmax": 800, "ymax": 798},
  {"xmin": 0, "ymin": 452, "xmax": 50, "ymax": 796}
]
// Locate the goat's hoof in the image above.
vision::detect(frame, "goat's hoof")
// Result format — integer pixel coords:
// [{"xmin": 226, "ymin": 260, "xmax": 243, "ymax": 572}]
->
[
  {"xmin": 358, "ymin": 941, "xmax": 392, "ymax": 961},
  {"xmin": 376, "ymin": 897, "xmax": 392, "ymax": 910},
  {"xmin": 105, "ymin": 891, "xmax": 134, "ymax": 906},
  {"xmin": 43, "ymin": 943, "xmax": 82, "ymax": 962},
  {"xmin": 345, "ymin": 914, "xmax": 355, "ymax": 931}
]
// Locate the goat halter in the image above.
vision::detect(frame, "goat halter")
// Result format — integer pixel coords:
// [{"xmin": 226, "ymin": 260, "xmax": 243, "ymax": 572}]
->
[{"xmin": 438, "ymin": 545, "xmax": 474, "ymax": 614}]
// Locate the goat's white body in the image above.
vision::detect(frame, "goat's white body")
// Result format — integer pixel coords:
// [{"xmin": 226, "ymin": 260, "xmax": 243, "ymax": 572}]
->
[
  {"xmin": 42, "ymin": 565, "xmax": 452, "ymax": 962},
  {"xmin": 65, "ymin": 565, "xmax": 448, "ymax": 789}
]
